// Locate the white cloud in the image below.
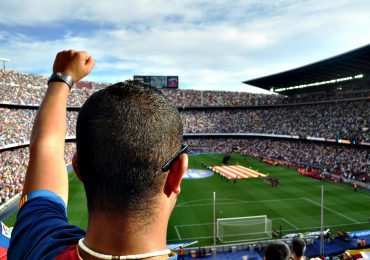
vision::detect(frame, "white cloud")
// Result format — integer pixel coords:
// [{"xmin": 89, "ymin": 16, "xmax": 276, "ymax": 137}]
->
[{"xmin": 0, "ymin": 0, "xmax": 370, "ymax": 93}]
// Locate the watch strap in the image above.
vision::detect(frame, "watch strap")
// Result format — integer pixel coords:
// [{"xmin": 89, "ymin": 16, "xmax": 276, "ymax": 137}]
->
[{"xmin": 48, "ymin": 72, "xmax": 74, "ymax": 89}]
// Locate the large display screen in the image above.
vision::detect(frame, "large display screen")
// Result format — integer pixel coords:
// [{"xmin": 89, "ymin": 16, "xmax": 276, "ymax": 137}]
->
[{"xmin": 134, "ymin": 76, "xmax": 179, "ymax": 88}]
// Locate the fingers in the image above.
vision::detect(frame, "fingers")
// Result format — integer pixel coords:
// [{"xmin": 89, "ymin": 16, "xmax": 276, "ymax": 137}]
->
[
  {"xmin": 53, "ymin": 50, "xmax": 94, "ymax": 82},
  {"xmin": 85, "ymin": 55, "xmax": 95, "ymax": 72}
]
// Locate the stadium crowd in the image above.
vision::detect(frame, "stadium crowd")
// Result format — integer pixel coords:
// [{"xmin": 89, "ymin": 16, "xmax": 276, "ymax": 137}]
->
[
  {"xmin": 0, "ymin": 70, "xmax": 92, "ymax": 106},
  {"xmin": 0, "ymin": 108, "xmax": 78, "ymax": 146},
  {"xmin": 0, "ymin": 70, "xmax": 46, "ymax": 87},
  {"xmin": 0, "ymin": 70, "xmax": 369, "ymax": 207},
  {"xmin": 1, "ymin": 99, "xmax": 368, "ymax": 148},
  {"xmin": 0, "ymin": 149, "xmax": 26, "ymax": 204},
  {"xmin": 185, "ymin": 138, "xmax": 370, "ymax": 182},
  {"xmin": 1, "ymin": 70, "xmax": 369, "ymax": 107},
  {"xmin": 0, "ymin": 70, "xmax": 284, "ymax": 106},
  {"xmin": 182, "ymin": 100, "xmax": 370, "ymax": 141},
  {"xmin": 0, "ymin": 143, "xmax": 75, "ymax": 204}
]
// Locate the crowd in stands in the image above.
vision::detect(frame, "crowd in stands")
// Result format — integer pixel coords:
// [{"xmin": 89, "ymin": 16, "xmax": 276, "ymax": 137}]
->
[
  {"xmin": 0, "ymin": 149, "xmax": 26, "ymax": 204},
  {"xmin": 162, "ymin": 89, "xmax": 287, "ymax": 107},
  {"xmin": 0, "ymin": 143, "xmax": 75, "ymax": 204},
  {"xmin": 0, "ymin": 70, "xmax": 92, "ymax": 106},
  {"xmin": 182, "ymin": 100, "xmax": 370, "ymax": 142},
  {"xmin": 0, "ymin": 70, "xmax": 47, "ymax": 87},
  {"xmin": 1, "ymin": 100, "xmax": 368, "ymax": 147},
  {"xmin": 1, "ymin": 70, "xmax": 369, "ymax": 107},
  {"xmin": 0, "ymin": 108, "xmax": 78, "ymax": 146},
  {"xmin": 185, "ymin": 138, "xmax": 370, "ymax": 182},
  {"xmin": 0, "ymin": 70, "xmax": 369, "ymax": 206},
  {"xmin": 1, "ymin": 109, "xmax": 37, "ymax": 146}
]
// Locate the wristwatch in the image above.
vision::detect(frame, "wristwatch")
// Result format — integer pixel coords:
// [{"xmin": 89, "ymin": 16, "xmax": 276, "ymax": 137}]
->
[{"xmin": 48, "ymin": 72, "xmax": 74, "ymax": 89}]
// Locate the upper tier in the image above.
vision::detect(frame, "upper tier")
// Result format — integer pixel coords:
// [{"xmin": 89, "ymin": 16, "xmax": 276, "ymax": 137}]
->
[{"xmin": 1, "ymin": 70, "xmax": 369, "ymax": 108}]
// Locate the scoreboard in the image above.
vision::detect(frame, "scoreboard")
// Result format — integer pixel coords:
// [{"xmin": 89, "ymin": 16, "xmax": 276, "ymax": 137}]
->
[{"xmin": 133, "ymin": 76, "xmax": 179, "ymax": 89}]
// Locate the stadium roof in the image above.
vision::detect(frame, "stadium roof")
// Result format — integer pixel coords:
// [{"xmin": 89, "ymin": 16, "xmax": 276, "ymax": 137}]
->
[{"xmin": 244, "ymin": 44, "xmax": 370, "ymax": 94}]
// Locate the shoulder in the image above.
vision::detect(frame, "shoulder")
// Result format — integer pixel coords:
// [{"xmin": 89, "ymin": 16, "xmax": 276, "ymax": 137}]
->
[
  {"xmin": 8, "ymin": 190, "xmax": 85, "ymax": 259},
  {"xmin": 55, "ymin": 244, "xmax": 81, "ymax": 260}
]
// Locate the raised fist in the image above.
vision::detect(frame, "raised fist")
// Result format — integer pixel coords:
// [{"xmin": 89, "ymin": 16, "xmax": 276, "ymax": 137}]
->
[{"xmin": 52, "ymin": 50, "xmax": 94, "ymax": 82}]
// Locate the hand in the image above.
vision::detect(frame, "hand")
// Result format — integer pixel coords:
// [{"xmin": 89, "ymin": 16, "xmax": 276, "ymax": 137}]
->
[{"xmin": 52, "ymin": 50, "xmax": 95, "ymax": 82}]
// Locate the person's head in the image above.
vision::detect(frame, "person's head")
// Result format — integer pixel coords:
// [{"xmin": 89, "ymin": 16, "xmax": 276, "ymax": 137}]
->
[
  {"xmin": 291, "ymin": 237, "xmax": 306, "ymax": 259},
  {"xmin": 264, "ymin": 240, "xmax": 290, "ymax": 260},
  {"xmin": 73, "ymin": 80, "xmax": 186, "ymax": 220}
]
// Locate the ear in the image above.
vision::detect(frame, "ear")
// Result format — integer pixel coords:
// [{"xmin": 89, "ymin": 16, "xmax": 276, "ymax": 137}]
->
[
  {"xmin": 164, "ymin": 153, "xmax": 188, "ymax": 197},
  {"xmin": 72, "ymin": 152, "xmax": 83, "ymax": 182}
]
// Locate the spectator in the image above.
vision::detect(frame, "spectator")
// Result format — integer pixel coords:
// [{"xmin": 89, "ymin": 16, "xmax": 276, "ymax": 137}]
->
[
  {"xmin": 264, "ymin": 240, "xmax": 291, "ymax": 260},
  {"xmin": 9, "ymin": 50, "xmax": 187, "ymax": 259},
  {"xmin": 291, "ymin": 237, "xmax": 306, "ymax": 260},
  {"xmin": 178, "ymin": 246, "xmax": 184, "ymax": 260}
]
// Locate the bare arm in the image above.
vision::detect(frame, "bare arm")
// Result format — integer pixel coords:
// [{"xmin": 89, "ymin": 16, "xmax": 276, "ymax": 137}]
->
[{"xmin": 22, "ymin": 50, "xmax": 94, "ymax": 205}]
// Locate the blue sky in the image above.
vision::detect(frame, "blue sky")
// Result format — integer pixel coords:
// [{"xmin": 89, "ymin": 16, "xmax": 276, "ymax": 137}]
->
[{"xmin": 0, "ymin": 0, "xmax": 370, "ymax": 93}]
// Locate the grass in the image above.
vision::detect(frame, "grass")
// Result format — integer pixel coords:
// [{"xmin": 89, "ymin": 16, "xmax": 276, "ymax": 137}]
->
[{"xmin": 5, "ymin": 153, "xmax": 370, "ymax": 246}]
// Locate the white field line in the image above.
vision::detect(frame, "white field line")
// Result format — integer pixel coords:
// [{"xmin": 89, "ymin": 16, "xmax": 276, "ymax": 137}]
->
[
  {"xmin": 177, "ymin": 222, "xmax": 213, "ymax": 228},
  {"xmin": 175, "ymin": 197, "xmax": 307, "ymax": 208},
  {"xmin": 174, "ymin": 225, "xmax": 182, "ymax": 240},
  {"xmin": 172, "ymin": 197, "xmax": 363, "ymax": 241},
  {"xmin": 168, "ymin": 235, "xmax": 214, "ymax": 241},
  {"xmin": 168, "ymin": 235, "xmax": 268, "ymax": 242},
  {"xmin": 272, "ymin": 217, "xmax": 299, "ymax": 230},
  {"xmin": 171, "ymin": 232, "xmax": 272, "ymax": 242},
  {"xmin": 176, "ymin": 198, "xmax": 243, "ymax": 207},
  {"xmin": 303, "ymin": 198, "xmax": 359, "ymax": 224},
  {"xmin": 282, "ymin": 221, "xmax": 369, "ymax": 233},
  {"xmin": 330, "ymin": 182, "xmax": 370, "ymax": 200},
  {"xmin": 169, "ymin": 221, "xmax": 369, "ymax": 242}
]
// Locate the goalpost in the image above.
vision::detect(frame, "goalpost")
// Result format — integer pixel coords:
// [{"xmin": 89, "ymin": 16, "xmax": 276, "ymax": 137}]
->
[{"xmin": 217, "ymin": 215, "xmax": 272, "ymax": 243}]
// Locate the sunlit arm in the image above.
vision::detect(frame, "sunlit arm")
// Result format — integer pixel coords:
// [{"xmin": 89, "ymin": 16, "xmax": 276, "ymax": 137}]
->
[
  {"xmin": 21, "ymin": 50, "xmax": 94, "ymax": 205},
  {"xmin": 22, "ymin": 82, "xmax": 70, "ymax": 204}
]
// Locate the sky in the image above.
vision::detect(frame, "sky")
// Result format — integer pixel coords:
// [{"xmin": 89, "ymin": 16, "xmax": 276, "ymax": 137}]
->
[{"xmin": 0, "ymin": 0, "xmax": 370, "ymax": 93}]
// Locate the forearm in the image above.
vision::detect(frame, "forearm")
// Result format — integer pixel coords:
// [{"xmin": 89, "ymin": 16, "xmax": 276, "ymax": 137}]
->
[
  {"xmin": 30, "ymin": 82, "xmax": 70, "ymax": 153},
  {"xmin": 23, "ymin": 82, "xmax": 70, "ymax": 201},
  {"xmin": 21, "ymin": 50, "xmax": 94, "ymax": 204}
]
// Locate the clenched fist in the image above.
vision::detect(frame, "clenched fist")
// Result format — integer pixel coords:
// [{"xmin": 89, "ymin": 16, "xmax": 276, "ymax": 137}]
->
[{"xmin": 52, "ymin": 50, "xmax": 95, "ymax": 82}]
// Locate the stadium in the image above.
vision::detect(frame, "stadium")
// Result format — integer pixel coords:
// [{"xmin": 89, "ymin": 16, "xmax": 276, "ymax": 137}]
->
[{"xmin": 0, "ymin": 44, "xmax": 369, "ymax": 259}]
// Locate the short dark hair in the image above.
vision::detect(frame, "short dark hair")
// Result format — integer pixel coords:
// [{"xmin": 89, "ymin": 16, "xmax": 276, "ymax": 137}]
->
[
  {"xmin": 265, "ymin": 241, "xmax": 290, "ymax": 260},
  {"xmin": 76, "ymin": 81, "xmax": 183, "ymax": 216},
  {"xmin": 291, "ymin": 237, "xmax": 306, "ymax": 257}
]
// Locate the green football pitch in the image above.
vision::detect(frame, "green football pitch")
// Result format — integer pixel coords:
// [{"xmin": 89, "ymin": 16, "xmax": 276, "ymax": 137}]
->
[{"xmin": 5, "ymin": 154, "xmax": 370, "ymax": 246}]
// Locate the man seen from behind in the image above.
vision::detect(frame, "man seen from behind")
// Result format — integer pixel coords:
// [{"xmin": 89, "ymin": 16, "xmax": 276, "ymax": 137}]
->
[{"xmin": 8, "ymin": 50, "xmax": 188, "ymax": 259}]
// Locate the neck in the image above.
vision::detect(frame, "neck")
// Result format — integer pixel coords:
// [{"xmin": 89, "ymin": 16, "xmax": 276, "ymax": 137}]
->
[
  {"xmin": 83, "ymin": 209, "xmax": 171, "ymax": 259},
  {"xmin": 78, "ymin": 239, "xmax": 171, "ymax": 260}
]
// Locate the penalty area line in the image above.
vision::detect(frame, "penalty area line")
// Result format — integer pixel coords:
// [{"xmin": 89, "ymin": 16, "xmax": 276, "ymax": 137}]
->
[
  {"xmin": 303, "ymin": 198, "xmax": 359, "ymax": 224},
  {"xmin": 272, "ymin": 217, "xmax": 299, "ymax": 230},
  {"xmin": 175, "ymin": 225, "xmax": 182, "ymax": 240}
]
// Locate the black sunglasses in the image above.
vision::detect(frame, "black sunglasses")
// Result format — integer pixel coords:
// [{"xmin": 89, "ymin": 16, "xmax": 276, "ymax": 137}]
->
[{"xmin": 161, "ymin": 144, "xmax": 188, "ymax": 172}]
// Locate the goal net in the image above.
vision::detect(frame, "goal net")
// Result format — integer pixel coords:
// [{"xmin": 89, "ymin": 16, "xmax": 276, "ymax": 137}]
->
[{"xmin": 217, "ymin": 215, "xmax": 272, "ymax": 243}]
